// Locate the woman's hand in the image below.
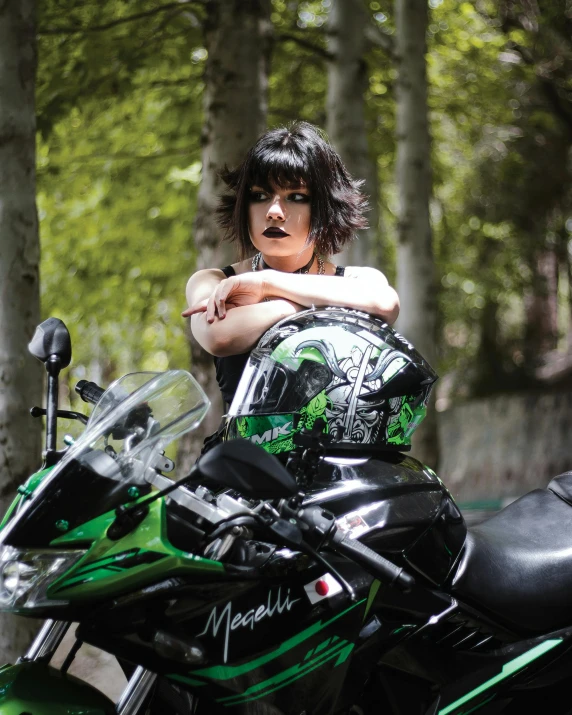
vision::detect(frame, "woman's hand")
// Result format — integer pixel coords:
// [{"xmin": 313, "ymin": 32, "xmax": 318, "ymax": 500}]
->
[{"xmin": 182, "ymin": 272, "xmax": 267, "ymax": 322}]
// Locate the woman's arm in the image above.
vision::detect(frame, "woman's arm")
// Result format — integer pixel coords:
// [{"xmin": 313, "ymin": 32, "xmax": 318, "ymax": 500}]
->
[
  {"xmin": 195, "ymin": 266, "xmax": 399, "ymax": 326},
  {"xmin": 263, "ymin": 266, "xmax": 399, "ymax": 323},
  {"xmin": 184, "ymin": 270, "xmax": 301, "ymax": 357}
]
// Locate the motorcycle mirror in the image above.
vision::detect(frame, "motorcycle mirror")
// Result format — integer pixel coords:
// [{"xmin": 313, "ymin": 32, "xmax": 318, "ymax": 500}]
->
[
  {"xmin": 28, "ymin": 317, "xmax": 72, "ymax": 369},
  {"xmin": 195, "ymin": 439, "xmax": 298, "ymax": 499}
]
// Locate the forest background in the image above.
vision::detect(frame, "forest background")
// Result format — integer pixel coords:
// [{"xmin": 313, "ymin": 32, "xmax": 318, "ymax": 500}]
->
[
  {"xmin": 1, "ymin": 0, "xmax": 572, "ymax": 667},
  {"xmin": 4, "ymin": 0, "xmax": 572, "ymax": 553}
]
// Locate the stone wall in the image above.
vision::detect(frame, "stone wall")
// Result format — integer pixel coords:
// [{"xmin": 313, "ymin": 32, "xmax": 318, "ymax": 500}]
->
[{"xmin": 435, "ymin": 389, "xmax": 572, "ymax": 504}]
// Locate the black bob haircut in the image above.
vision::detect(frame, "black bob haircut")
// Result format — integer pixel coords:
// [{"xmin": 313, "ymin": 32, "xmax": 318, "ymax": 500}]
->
[{"xmin": 216, "ymin": 122, "xmax": 368, "ymax": 259}]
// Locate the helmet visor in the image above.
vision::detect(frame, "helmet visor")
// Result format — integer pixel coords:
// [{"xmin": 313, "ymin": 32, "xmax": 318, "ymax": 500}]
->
[{"xmin": 229, "ymin": 353, "xmax": 331, "ymax": 416}]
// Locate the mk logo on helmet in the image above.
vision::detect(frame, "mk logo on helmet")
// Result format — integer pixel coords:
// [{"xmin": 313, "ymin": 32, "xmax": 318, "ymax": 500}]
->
[{"xmin": 249, "ymin": 421, "xmax": 293, "ymax": 445}]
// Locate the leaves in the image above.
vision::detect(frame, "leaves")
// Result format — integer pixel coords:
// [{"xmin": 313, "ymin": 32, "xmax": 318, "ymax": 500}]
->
[{"xmin": 36, "ymin": 0, "xmax": 572, "ymax": 404}]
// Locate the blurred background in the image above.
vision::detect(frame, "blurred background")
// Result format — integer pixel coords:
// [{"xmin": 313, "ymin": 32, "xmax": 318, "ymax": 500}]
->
[
  {"xmin": 1, "ymin": 0, "xmax": 572, "ymax": 673},
  {"xmin": 5, "ymin": 0, "xmax": 572, "ymax": 522}
]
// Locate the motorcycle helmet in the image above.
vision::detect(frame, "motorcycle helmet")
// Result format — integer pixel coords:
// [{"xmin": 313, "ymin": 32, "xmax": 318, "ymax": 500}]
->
[{"xmin": 224, "ymin": 308, "xmax": 437, "ymax": 455}]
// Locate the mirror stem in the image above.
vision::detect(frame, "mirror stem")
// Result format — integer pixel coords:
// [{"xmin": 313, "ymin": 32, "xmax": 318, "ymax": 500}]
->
[{"xmin": 45, "ymin": 354, "xmax": 62, "ymax": 455}]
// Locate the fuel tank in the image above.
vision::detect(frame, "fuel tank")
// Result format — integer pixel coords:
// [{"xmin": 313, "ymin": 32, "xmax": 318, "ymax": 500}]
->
[{"xmin": 305, "ymin": 452, "xmax": 466, "ymax": 586}]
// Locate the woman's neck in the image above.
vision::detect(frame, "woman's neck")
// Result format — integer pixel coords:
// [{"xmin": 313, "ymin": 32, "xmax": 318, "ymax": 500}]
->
[{"xmin": 260, "ymin": 248, "xmax": 316, "ymax": 273}]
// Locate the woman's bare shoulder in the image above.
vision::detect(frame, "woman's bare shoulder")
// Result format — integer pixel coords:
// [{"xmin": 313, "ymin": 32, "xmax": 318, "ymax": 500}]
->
[
  {"xmin": 185, "ymin": 260, "xmax": 251, "ymax": 300},
  {"xmin": 343, "ymin": 265, "xmax": 389, "ymax": 285},
  {"xmin": 185, "ymin": 268, "xmax": 226, "ymax": 303}
]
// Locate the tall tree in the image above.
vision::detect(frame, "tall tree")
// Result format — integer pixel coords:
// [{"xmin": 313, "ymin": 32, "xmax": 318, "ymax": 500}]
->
[
  {"xmin": 183, "ymin": 0, "xmax": 272, "ymax": 465},
  {"xmin": 394, "ymin": 0, "xmax": 438, "ymax": 466},
  {"xmin": 0, "ymin": 0, "xmax": 43, "ymax": 659},
  {"xmin": 326, "ymin": 0, "xmax": 381, "ymax": 267}
]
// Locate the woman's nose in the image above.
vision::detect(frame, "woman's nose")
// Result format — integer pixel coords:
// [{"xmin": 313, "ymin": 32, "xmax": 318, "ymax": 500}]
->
[{"xmin": 266, "ymin": 196, "xmax": 285, "ymax": 221}]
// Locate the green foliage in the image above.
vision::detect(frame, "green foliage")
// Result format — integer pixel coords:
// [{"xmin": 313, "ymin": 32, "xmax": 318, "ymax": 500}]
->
[
  {"xmin": 35, "ymin": 0, "xmax": 572, "ymax": 409},
  {"xmin": 37, "ymin": 0, "xmax": 207, "ymax": 404}
]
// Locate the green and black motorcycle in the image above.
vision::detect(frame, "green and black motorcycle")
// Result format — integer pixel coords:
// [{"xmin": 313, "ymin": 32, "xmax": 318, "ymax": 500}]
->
[{"xmin": 1, "ymin": 309, "xmax": 572, "ymax": 715}]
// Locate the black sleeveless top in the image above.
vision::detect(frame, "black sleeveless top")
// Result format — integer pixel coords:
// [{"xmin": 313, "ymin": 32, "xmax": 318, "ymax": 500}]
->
[{"xmin": 214, "ymin": 264, "xmax": 345, "ymax": 407}]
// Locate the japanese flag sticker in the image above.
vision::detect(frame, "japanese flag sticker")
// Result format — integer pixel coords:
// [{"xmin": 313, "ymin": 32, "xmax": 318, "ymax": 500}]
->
[{"xmin": 304, "ymin": 573, "xmax": 343, "ymax": 604}]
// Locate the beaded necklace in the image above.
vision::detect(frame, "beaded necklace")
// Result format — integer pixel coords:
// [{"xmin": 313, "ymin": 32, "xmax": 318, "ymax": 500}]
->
[{"xmin": 251, "ymin": 251, "xmax": 325, "ymax": 275}]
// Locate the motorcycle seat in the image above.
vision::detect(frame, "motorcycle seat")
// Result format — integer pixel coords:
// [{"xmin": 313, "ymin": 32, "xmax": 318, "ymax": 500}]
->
[
  {"xmin": 546, "ymin": 470, "xmax": 572, "ymax": 504},
  {"xmin": 450, "ymin": 481, "xmax": 572, "ymax": 634}
]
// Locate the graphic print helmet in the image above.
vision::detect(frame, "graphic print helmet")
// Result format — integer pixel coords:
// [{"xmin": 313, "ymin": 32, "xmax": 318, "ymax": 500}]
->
[{"xmin": 224, "ymin": 308, "xmax": 437, "ymax": 455}]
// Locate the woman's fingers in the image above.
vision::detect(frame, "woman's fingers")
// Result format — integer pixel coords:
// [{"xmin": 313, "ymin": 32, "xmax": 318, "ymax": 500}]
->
[
  {"xmin": 215, "ymin": 280, "xmax": 233, "ymax": 319},
  {"xmin": 206, "ymin": 293, "xmax": 218, "ymax": 323},
  {"xmin": 184, "ymin": 276, "xmax": 256, "ymax": 322},
  {"xmin": 181, "ymin": 299, "xmax": 208, "ymax": 317}
]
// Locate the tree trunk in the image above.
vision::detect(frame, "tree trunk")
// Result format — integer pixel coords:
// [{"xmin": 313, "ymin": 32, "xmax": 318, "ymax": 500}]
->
[
  {"xmin": 0, "ymin": 0, "xmax": 43, "ymax": 660},
  {"xmin": 394, "ymin": 0, "xmax": 438, "ymax": 467},
  {"xmin": 181, "ymin": 0, "xmax": 271, "ymax": 470},
  {"xmin": 524, "ymin": 245, "xmax": 559, "ymax": 367},
  {"xmin": 326, "ymin": 0, "xmax": 381, "ymax": 268}
]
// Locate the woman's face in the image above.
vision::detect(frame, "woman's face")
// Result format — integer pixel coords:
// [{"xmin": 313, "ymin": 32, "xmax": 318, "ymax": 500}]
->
[{"xmin": 248, "ymin": 183, "xmax": 312, "ymax": 257}]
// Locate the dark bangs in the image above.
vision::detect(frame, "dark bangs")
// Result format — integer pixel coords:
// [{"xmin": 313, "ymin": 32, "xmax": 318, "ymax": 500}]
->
[
  {"xmin": 249, "ymin": 143, "xmax": 311, "ymax": 193},
  {"xmin": 217, "ymin": 121, "xmax": 368, "ymax": 260}
]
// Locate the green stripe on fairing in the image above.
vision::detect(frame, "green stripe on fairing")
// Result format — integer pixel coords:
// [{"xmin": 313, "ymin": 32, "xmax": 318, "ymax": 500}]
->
[
  {"xmin": 462, "ymin": 694, "xmax": 495, "ymax": 715},
  {"xmin": 0, "ymin": 495, "xmax": 22, "ymax": 530},
  {"xmin": 0, "ymin": 466, "xmax": 55, "ymax": 530},
  {"xmin": 48, "ymin": 499, "xmax": 223, "ymax": 600},
  {"xmin": 190, "ymin": 598, "xmax": 366, "ymax": 681},
  {"xmin": 363, "ymin": 579, "xmax": 380, "ymax": 620},
  {"xmin": 438, "ymin": 639, "xmax": 563, "ymax": 715},
  {"xmin": 218, "ymin": 641, "xmax": 354, "ymax": 706},
  {"xmin": 55, "ymin": 550, "xmax": 168, "ymax": 590},
  {"xmin": 313, "ymin": 637, "xmax": 332, "ymax": 655}
]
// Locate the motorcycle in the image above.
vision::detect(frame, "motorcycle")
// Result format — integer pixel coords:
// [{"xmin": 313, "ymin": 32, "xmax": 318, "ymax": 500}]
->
[{"xmin": 0, "ymin": 314, "xmax": 571, "ymax": 714}]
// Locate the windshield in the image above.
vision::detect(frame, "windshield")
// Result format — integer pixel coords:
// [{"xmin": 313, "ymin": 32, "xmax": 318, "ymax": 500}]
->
[{"xmin": 0, "ymin": 371, "xmax": 209, "ymax": 549}]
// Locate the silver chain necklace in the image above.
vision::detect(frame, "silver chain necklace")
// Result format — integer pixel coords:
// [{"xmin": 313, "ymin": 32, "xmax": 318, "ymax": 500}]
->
[{"xmin": 252, "ymin": 252, "xmax": 325, "ymax": 275}]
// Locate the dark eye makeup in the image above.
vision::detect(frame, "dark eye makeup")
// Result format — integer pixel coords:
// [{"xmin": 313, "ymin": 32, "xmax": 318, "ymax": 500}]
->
[{"xmin": 248, "ymin": 188, "xmax": 311, "ymax": 203}]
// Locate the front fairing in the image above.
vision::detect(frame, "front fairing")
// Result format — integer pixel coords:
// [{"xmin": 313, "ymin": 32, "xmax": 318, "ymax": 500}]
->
[{"xmin": 0, "ymin": 370, "xmax": 209, "ymax": 550}]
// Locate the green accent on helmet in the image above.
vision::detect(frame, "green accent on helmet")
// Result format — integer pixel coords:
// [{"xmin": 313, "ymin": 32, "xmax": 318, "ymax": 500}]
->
[
  {"xmin": 270, "ymin": 326, "xmax": 359, "ymax": 367},
  {"xmin": 55, "ymin": 519, "xmax": 69, "ymax": 532},
  {"xmin": 229, "ymin": 392, "xmax": 331, "ymax": 455},
  {"xmin": 296, "ymin": 346, "xmax": 327, "ymax": 364},
  {"xmin": 386, "ymin": 398, "xmax": 427, "ymax": 446},
  {"xmin": 387, "ymin": 400, "xmax": 414, "ymax": 445},
  {"xmin": 381, "ymin": 356, "xmax": 407, "ymax": 382},
  {"xmin": 232, "ymin": 414, "xmax": 296, "ymax": 455},
  {"xmin": 298, "ymin": 391, "xmax": 329, "ymax": 432},
  {"xmin": 228, "ymin": 309, "xmax": 438, "ymax": 453}
]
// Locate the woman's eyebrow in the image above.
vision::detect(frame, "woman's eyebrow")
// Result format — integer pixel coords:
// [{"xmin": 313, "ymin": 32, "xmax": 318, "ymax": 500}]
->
[{"xmin": 284, "ymin": 182, "xmax": 309, "ymax": 191}]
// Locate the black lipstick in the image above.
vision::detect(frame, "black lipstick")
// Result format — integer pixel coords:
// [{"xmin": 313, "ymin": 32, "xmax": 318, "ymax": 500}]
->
[{"xmin": 263, "ymin": 227, "xmax": 290, "ymax": 238}]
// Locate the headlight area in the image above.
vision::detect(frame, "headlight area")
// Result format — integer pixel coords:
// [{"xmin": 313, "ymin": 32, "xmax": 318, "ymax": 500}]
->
[{"xmin": 0, "ymin": 546, "xmax": 85, "ymax": 612}]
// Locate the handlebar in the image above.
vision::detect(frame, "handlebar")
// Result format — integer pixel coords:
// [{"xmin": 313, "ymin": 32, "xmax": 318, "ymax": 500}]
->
[
  {"xmin": 262, "ymin": 502, "xmax": 416, "ymax": 593},
  {"xmin": 329, "ymin": 529, "xmax": 415, "ymax": 591},
  {"xmin": 75, "ymin": 380, "xmax": 105, "ymax": 405}
]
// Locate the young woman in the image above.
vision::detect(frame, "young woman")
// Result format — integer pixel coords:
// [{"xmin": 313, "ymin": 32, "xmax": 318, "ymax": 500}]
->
[{"xmin": 183, "ymin": 121, "xmax": 399, "ymax": 409}]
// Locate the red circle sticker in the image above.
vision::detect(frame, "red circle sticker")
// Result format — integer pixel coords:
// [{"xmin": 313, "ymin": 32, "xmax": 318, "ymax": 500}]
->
[{"xmin": 315, "ymin": 580, "xmax": 329, "ymax": 597}]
